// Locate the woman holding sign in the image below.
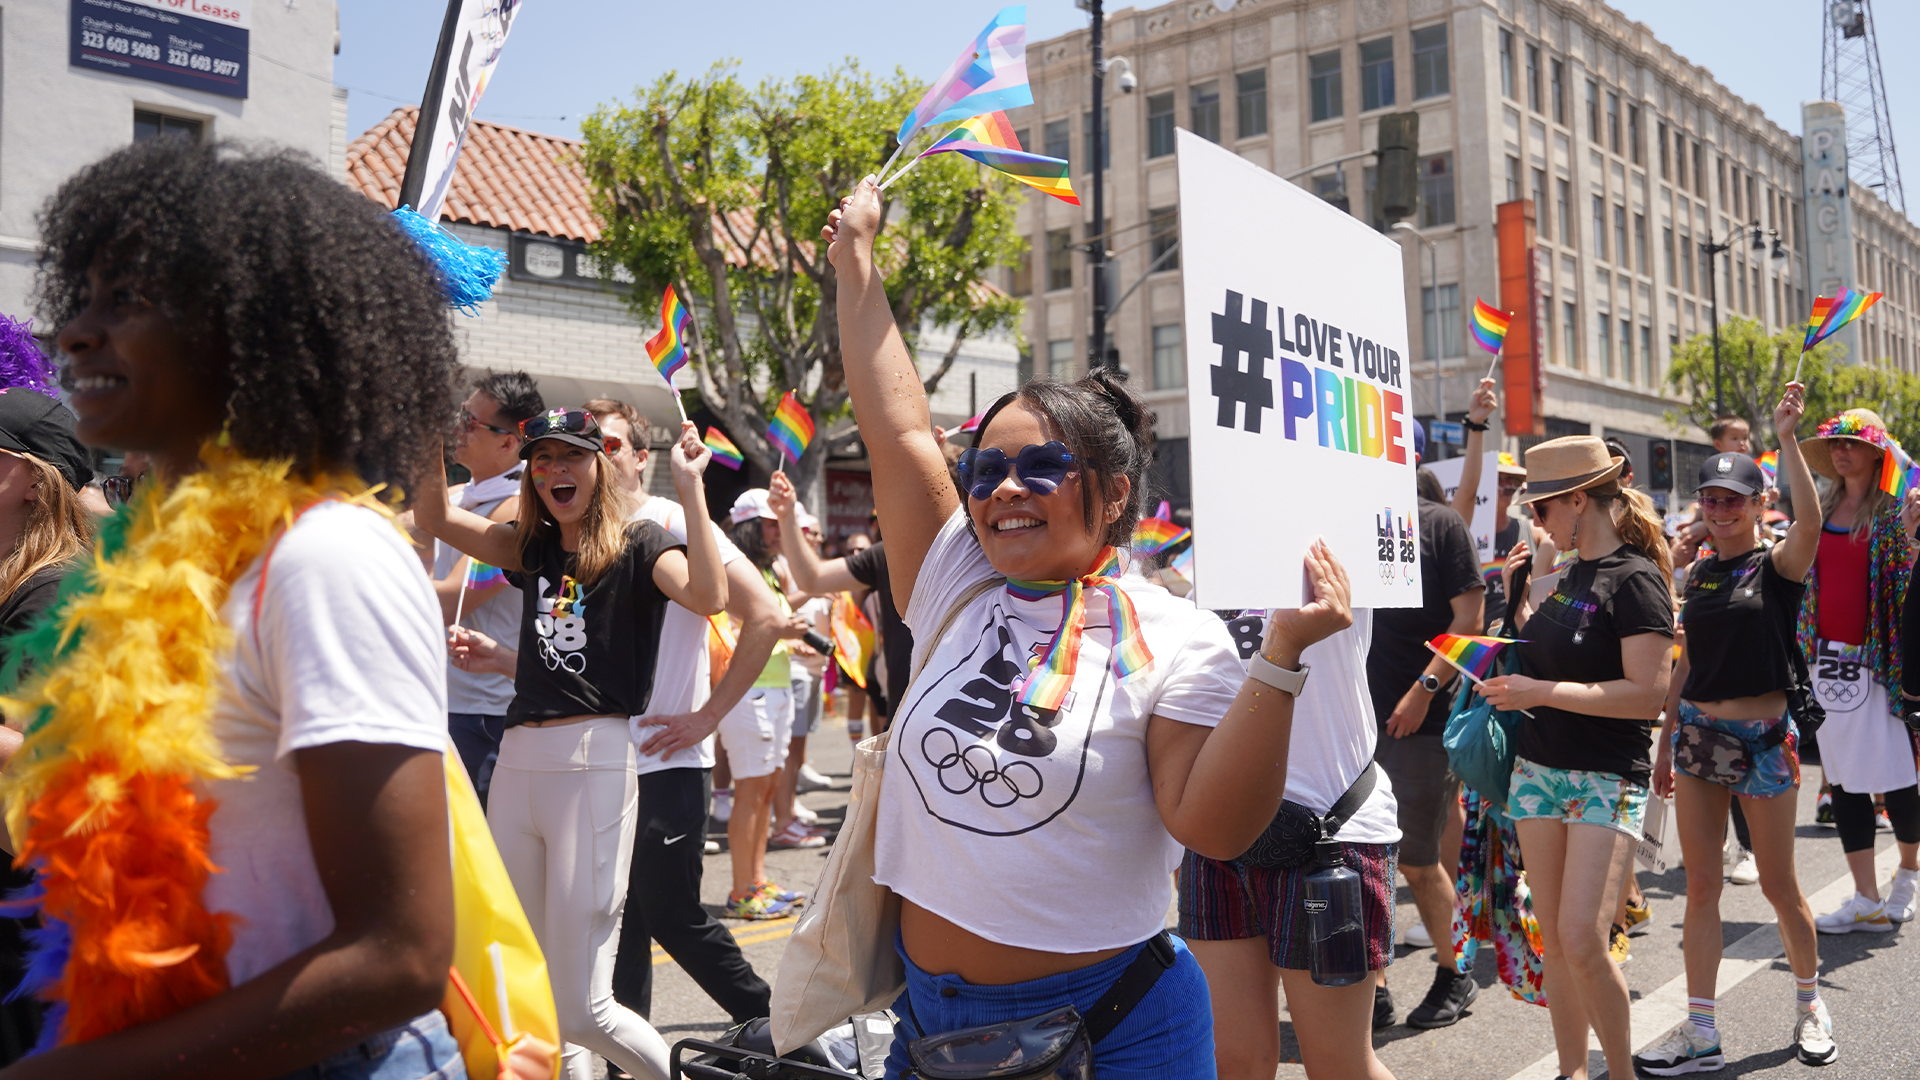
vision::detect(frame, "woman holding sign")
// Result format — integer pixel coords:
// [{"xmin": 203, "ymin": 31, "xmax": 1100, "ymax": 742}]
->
[
  {"xmin": 1638, "ymin": 385, "xmax": 1834, "ymax": 1074},
  {"xmin": 824, "ymin": 177, "xmax": 1356, "ymax": 1078},
  {"xmin": 1480, "ymin": 436, "xmax": 1674, "ymax": 1080}
]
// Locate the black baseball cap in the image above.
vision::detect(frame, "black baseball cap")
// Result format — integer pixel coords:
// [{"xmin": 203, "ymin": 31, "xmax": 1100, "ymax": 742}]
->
[
  {"xmin": 0, "ymin": 390, "xmax": 91, "ymax": 489},
  {"xmin": 1695, "ymin": 452, "xmax": 1766, "ymax": 497}
]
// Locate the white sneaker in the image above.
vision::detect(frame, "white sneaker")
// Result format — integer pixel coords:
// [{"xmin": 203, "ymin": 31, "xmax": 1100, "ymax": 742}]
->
[
  {"xmin": 1727, "ymin": 847, "xmax": 1759, "ymax": 886},
  {"xmin": 1404, "ymin": 918, "xmax": 1433, "ymax": 949},
  {"xmin": 797, "ymin": 763, "xmax": 834, "ymax": 792},
  {"xmin": 703, "ymin": 839, "xmax": 721, "ymax": 855},
  {"xmin": 1632, "ymin": 1024, "xmax": 1725, "ymax": 1076},
  {"xmin": 1794, "ymin": 1000, "xmax": 1837, "ymax": 1066},
  {"xmin": 1815, "ymin": 892, "xmax": 1896, "ymax": 934},
  {"xmin": 711, "ymin": 788, "xmax": 732, "ymax": 824},
  {"xmin": 792, "ymin": 801, "xmax": 820, "ymax": 825},
  {"xmin": 1886, "ymin": 867, "xmax": 1919, "ymax": 922}
]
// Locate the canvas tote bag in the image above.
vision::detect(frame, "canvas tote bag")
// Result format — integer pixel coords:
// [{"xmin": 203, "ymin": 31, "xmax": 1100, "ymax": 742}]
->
[{"xmin": 769, "ymin": 576, "xmax": 1002, "ymax": 1053}]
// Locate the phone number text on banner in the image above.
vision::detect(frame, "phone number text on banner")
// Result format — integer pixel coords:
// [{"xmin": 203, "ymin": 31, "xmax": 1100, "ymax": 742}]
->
[{"xmin": 70, "ymin": 0, "xmax": 249, "ymax": 100}]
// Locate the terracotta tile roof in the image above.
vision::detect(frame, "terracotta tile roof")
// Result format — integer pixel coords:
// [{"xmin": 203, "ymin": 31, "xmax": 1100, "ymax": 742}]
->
[{"xmin": 344, "ymin": 106, "xmax": 601, "ymax": 241}]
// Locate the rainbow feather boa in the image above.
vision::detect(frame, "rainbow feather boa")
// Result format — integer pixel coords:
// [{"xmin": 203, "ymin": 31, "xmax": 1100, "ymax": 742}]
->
[{"xmin": 0, "ymin": 451, "xmax": 385, "ymax": 1049}]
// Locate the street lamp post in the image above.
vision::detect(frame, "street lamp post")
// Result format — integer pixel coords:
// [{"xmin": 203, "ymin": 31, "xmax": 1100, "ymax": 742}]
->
[
  {"xmin": 1393, "ymin": 222, "xmax": 1442, "ymax": 435},
  {"xmin": 1701, "ymin": 222, "xmax": 1790, "ymax": 414},
  {"xmin": 1085, "ymin": 0, "xmax": 1108, "ymax": 372}
]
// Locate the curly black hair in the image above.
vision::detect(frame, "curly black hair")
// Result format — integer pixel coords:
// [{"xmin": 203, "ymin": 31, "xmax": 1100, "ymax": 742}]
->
[{"xmin": 35, "ymin": 138, "xmax": 460, "ymax": 500}]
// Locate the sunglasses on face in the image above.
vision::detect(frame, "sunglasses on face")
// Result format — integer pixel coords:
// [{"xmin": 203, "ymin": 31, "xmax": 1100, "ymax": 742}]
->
[
  {"xmin": 956, "ymin": 441, "xmax": 1078, "ymax": 501},
  {"xmin": 1698, "ymin": 493, "xmax": 1757, "ymax": 513},
  {"xmin": 1498, "ymin": 481, "xmax": 1524, "ymax": 494},
  {"xmin": 601, "ymin": 435, "xmax": 624, "ymax": 455},
  {"xmin": 103, "ymin": 474, "xmax": 143, "ymax": 507},
  {"xmin": 462, "ymin": 409, "xmax": 516, "ymax": 437},
  {"xmin": 518, "ymin": 409, "xmax": 600, "ymax": 442}
]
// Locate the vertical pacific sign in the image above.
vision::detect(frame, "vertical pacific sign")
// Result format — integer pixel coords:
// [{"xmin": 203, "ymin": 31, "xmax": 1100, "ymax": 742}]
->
[
  {"xmin": 70, "ymin": 0, "xmax": 249, "ymax": 99},
  {"xmin": 1803, "ymin": 101, "xmax": 1861, "ymax": 361},
  {"xmin": 412, "ymin": 0, "xmax": 523, "ymax": 222}
]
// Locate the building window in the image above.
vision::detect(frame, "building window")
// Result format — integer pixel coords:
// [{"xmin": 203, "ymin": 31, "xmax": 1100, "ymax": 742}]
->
[
  {"xmin": 1628, "ymin": 105, "xmax": 1642, "ymax": 165},
  {"xmin": 1746, "ymin": 175, "xmax": 1758, "ymax": 225},
  {"xmin": 1310, "ymin": 50, "xmax": 1343, "ymax": 122},
  {"xmin": 133, "ymin": 110, "xmax": 203, "ymax": 143},
  {"xmin": 1532, "ymin": 168, "xmax": 1550, "ymax": 238},
  {"xmin": 1592, "ymin": 195, "xmax": 1608, "ymax": 260},
  {"xmin": 1363, "ymin": 165, "xmax": 1386, "ymax": 232},
  {"xmin": 1717, "ymin": 156, "xmax": 1728, "ymax": 210},
  {"xmin": 1634, "ymin": 213, "xmax": 1648, "ymax": 274},
  {"xmin": 1738, "ymin": 261, "xmax": 1749, "ymax": 311},
  {"xmin": 1693, "ymin": 141, "xmax": 1706, "ymax": 194},
  {"xmin": 1147, "ymin": 93, "xmax": 1176, "ymax": 158},
  {"xmin": 1586, "ymin": 81, "xmax": 1601, "ymax": 142},
  {"xmin": 1663, "ymin": 226, "xmax": 1676, "ymax": 282},
  {"xmin": 1152, "ymin": 324, "xmax": 1185, "ymax": 389},
  {"xmin": 1598, "ymin": 312, "xmax": 1613, "ymax": 377},
  {"xmin": 1499, "ymin": 30, "xmax": 1516, "ymax": 99},
  {"xmin": 1564, "ymin": 301, "xmax": 1580, "ymax": 370},
  {"xmin": 1360, "ymin": 38, "xmax": 1395, "ymax": 110},
  {"xmin": 1046, "ymin": 229, "xmax": 1073, "ymax": 292},
  {"xmin": 1621, "ymin": 318, "xmax": 1634, "ymax": 381},
  {"xmin": 1046, "ymin": 339, "xmax": 1074, "ymax": 378},
  {"xmin": 1012, "ymin": 127, "xmax": 1030, "ymax": 152},
  {"xmin": 1149, "ymin": 207, "xmax": 1179, "ymax": 270},
  {"xmin": 1081, "ymin": 107, "xmax": 1110, "ymax": 170},
  {"xmin": 1043, "ymin": 119, "xmax": 1070, "ymax": 161},
  {"xmin": 1730, "ymin": 165, "xmax": 1742, "ymax": 218},
  {"xmin": 1675, "ymin": 135, "xmax": 1689, "ymax": 192},
  {"xmin": 1236, "ymin": 70, "xmax": 1268, "ymax": 138},
  {"xmin": 1658, "ymin": 122, "xmax": 1670, "ymax": 179},
  {"xmin": 1422, "ymin": 283, "xmax": 1461, "ymax": 361},
  {"xmin": 1550, "ymin": 59, "xmax": 1566, "ymax": 125},
  {"xmin": 1412, "ymin": 24, "xmax": 1449, "ymax": 99},
  {"xmin": 1190, "ymin": 82, "xmax": 1221, "ymax": 143},
  {"xmin": 1420, "ymin": 153, "xmax": 1455, "ymax": 226},
  {"xmin": 1009, "ymin": 249, "xmax": 1032, "ymax": 296},
  {"xmin": 1606, "ymin": 91, "xmax": 1621, "ymax": 154},
  {"xmin": 1506, "ymin": 156, "xmax": 1521, "ymax": 201},
  {"xmin": 1614, "ymin": 205, "xmax": 1628, "ymax": 268},
  {"xmin": 1526, "ymin": 44, "xmax": 1542, "ymax": 112},
  {"xmin": 1640, "ymin": 324, "xmax": 1654, "ymax": 385},
  {"xmin": 1680, "ymin": 228, "xmax": 1694, "ymax": 293},
  {"xmin": 1557, "ymin": 179, "xmax": 1574, "ymax": 247}
]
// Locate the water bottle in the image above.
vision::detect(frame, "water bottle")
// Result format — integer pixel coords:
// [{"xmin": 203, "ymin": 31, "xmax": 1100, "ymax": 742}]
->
[{"xmin": 1304, "ymin": 835, "xmax": 1368, "ymax": 987}]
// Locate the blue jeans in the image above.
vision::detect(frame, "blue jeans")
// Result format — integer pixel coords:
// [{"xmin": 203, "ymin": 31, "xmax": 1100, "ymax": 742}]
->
[
  {"xmin": 448, "ymin": 713, "xmax": 505, "ymax": 810},
  {"xmin": 272, "ymin": 1009, "xmax": 466, "ymax": 1080},
  {"xmin": 885, "ymin": 933, "xmax": 1214, "ymax": 1080}
]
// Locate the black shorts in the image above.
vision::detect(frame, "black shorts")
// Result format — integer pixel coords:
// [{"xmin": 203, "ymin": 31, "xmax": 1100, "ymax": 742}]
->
[{"xmin": 1176, "ymin": 843, "xmax": 1398, "ymax": 972}]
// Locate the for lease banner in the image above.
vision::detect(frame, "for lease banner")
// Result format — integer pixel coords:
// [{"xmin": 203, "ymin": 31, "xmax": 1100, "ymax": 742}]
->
[
  {"xmin": 1176, "ymin": 130, "xmax": 1420, "ymax": 609},
  {"xmin": 70, "ymin": 0, "xmax": 249, "ymax": 100}
]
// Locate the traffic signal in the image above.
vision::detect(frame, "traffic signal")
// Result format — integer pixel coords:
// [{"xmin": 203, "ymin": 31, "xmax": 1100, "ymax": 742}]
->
[
  {"xmin": 1376, "ymin": 112, "xmax": 1421, "ymax": 222},
  {"xmin": 1649, "ymin": 440, "xmax": 1673, "ymax": 490}
]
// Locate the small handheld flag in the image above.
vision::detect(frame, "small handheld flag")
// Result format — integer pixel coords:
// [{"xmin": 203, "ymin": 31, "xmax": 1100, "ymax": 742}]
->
[
  {"xmin": 767, "ymin": 390, "xmax": 815, "ymax": 466},
  {"xmin": 703, "ymin": 427, "xmax": 744, "ymax": 470},
  {"xmin": 1878, "ymin": 440, "xmax": 1917, "ymax": 501},
  {"xmin": 1795, "ymin": 287, "xmax": 1884, "ymax": 382},
  {"xmin": 1132, "ymin": 518, "xmax": 1191, "ymax": 555},
  {"xmin": 645, "ymin": 286, "xmax": 692, "ymax": 422},
  {"xmin": 1756, "ymin": 450, "xmax": 1778, "ymax": 481},
  {"xmin": 1470, "ymin": 299, "xmax": 1510, "ymax": 356},
  {"xmin": 882, "ymin": 111, "xmax": 1078, "ymax": 204},
  {"xmin": 881, "ymin": 6, "xmax": 1032, "ymax": 182},
  {"xmin": 452, "ymin": 557, "xmax": 508, "ymax": 627},
  {"xmin": 1425, "ymin": 633, "xmax": 1533, "ymax": 717}
]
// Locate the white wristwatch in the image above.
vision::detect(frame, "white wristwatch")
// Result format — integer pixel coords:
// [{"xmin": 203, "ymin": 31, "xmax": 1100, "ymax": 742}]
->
[{"xmin": 1247, "ymin": 652, "xmax": 1310, "ymax": 696}]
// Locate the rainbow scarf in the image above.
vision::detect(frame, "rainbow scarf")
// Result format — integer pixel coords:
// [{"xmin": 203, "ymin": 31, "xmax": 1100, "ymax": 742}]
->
[{"xmin": 1004, "ymin": 548, "xmax": 1152, "ymax": 712}]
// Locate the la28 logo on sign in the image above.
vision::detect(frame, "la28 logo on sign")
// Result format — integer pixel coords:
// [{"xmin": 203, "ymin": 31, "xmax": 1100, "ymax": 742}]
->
[{"xmin": 1374, "ymin": 509, "xmax": 1415, "ymax": 583}]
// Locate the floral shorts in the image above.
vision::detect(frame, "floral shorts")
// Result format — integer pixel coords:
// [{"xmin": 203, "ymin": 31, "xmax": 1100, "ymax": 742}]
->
[{"xmin": 1507, "ymin": 756, "xmax": 1649, "ymax": 838}]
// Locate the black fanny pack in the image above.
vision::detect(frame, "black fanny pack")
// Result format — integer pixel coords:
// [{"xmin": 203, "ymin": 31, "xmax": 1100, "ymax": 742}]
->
[
  {"xmin": 901, "ymin": 932, "xmax": 1176, "ymax": 1080},
  {"xmin": 1234, "ymin": 762, "xmax": 1378, "ymax": 871}
]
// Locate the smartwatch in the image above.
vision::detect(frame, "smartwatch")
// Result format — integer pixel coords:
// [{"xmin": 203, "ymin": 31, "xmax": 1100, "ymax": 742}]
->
[
  {"xmin": 1417, "ymin": 673, "xmax": 1442, "ymax": 694},
  {"xmin": 1247, "ymin": 652, "xmax": 1310, "ymax": 696}
]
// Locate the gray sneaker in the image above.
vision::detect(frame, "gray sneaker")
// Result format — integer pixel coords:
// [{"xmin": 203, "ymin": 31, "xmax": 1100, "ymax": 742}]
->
[
  {"xmin": 1632, "ymin": 1025, "xmax": 1725, "ymax": 1076},
  {"xmin": 1795, "ymin": 1001, "xmax": 1837, "ymax": 1066}
]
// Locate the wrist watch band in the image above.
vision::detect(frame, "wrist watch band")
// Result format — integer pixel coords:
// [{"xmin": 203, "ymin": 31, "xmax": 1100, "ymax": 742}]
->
[
  {"xmin": 1462, "ymin": 418, "xmax": 1489, "ymax": 431},
  {"xmin": 1418, "ymin": 673, "xmax": 1442, "ymax": 693},
  {"xmin": 1248, "ymin": 652, "xmax": 1310, "ymax": 696}
]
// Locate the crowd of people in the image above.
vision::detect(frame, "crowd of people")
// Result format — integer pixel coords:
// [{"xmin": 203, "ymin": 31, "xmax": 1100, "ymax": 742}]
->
[{"xmin": 0, "ymin": 143, "xmax": 1907, "ymax": 1080}]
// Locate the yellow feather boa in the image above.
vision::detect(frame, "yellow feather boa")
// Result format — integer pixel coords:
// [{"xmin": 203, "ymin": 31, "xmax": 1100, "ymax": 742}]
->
[{"xmin": 0, "ymin": 450, "xmax": 390, "ymax": 1046}]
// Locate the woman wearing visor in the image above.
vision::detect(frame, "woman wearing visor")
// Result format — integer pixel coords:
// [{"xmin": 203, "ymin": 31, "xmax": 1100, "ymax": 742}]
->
[
  {"xmin": 415, "ymin": 407, "xmax": 727, "ymax": 1080},
  {"xmin": 1637, "ymin": 384, "xmax": 1834, "ymax": 1074}
]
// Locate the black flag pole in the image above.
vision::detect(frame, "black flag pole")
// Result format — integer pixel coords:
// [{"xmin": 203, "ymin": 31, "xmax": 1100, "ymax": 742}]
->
[{"xmin": 396, "ymin": 0, "xmax": 467, "ymax": 212}]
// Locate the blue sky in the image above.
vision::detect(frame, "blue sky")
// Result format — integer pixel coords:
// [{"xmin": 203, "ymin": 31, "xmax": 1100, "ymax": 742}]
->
[{"xmin": 335, "ymin": 1, "xmax": 1918, "ymax": 213}]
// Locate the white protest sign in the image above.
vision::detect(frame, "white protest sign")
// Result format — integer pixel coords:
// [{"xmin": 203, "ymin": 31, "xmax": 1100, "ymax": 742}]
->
[
  {"xmin": 1177, "ymin": 130, "xmax": 1420, "ymax": 608},
  {"xmin": 1423, "ymin": 452, "xmax": 1499, "ymax": 574}
]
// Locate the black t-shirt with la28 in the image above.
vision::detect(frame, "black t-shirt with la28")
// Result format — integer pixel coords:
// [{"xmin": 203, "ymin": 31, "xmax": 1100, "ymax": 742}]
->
[
  {"xmin": 1515, "ymin": 544, "xmax": 1674, "ymax": 786},
  {"xmin": 503, "ymin": 521, "xmax": 683, "ymax": 726},
  {"xmin": 845, "ymin": 541, "xmax": 912, "ymax": 713},
  {"xmin": 1680, "ymin": 546, "xmax": 1806, "ymax": 703}
]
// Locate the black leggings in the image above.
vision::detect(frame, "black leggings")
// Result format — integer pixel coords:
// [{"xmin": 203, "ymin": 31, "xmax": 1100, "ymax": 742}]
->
[{"xmin": 1831, "ymin": 784, "xmax": 1920, "ymax": 853}]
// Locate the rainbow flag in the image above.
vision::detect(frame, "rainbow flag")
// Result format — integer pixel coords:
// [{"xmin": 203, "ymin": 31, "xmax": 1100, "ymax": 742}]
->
[
  {"xmin": 1804, "ymin": 287, "xmax": 1884, "ymax": 352},
  {"xmin": 918, "ymin": 111, "xmax": 1079, "ymax": 204},
  {"xmin": 1756, "ymin": 449, "xmax": 1778, "ymax": 480},
  {"xmin": 465, "ymin": 559, "xmax": 507, "ymax": 589},
  {"xmin": 1877, "ymin": 440, "xmax": 1917, "ymax": 500},
  {"xmin": 1481, "ymin": 558, "xmax": 1507, "ymax": 586},
  {"xmin": 1132, "ymin": 517, "xmax": 1190, "ymax": 555},
  {"xmin": 1469, "ymin": 298, "xmax": 1510, "ymax": 355},
  {"xmin": 896, "ymin": 7, "xmax": 1032, "ymax": 146},
  {"xmin": 703, "ymin": 426, "xmax": 744, "ymax": 470},
  {"xmin": 766, "ymin": 390, "xmax": 815, "ymax": 463},
  {"xmin": 644, "ymin": 285, "xmax": 691, "ymax": 382},
  {"xmin": 1427, "ymin": 633, "xmax": 1523, "ymax": 682}
]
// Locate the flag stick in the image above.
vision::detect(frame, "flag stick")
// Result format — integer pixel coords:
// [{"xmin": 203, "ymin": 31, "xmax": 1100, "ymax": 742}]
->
[
  {"xmin": 878, "ymin": 155, "xmax": 925, "ymax": 192},
  {"xmin": 1793, "ymin": 347, "xmax": 1806, "ymax": 386},
  {"xmin": 876, "ymin": 138, "xmax": 911, "ymax": 187},
  {"xmin": 1485, "ymin": 350, "xmax": 1502, "ymax": 384},
  {"xmin": 1423, "ymin": 641, "xmax": 1534, "ymax": 718},
  {"xmin": 452, "ymin": 559, "xmax": 470, "ymax": 628}
]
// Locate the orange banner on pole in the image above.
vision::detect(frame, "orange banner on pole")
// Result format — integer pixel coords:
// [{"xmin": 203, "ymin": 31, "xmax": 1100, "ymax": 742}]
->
[{"xmin": 1496, "ymin": 199, "xmax": 1545, "ymax": 437}]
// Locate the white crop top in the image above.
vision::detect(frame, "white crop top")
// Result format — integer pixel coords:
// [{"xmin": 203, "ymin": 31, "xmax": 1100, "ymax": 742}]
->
[{"xmin": 874, "ymin": 511, "xmax": 1243, "ymax": 953}]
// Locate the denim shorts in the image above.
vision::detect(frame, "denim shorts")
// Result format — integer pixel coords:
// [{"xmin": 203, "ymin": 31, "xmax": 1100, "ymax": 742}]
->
[
  {"xmin": 885, "ymin": 932, "xmax": 1213, "ymax": 1080},
  {"xmin": 1674, "ymin": 701, "xmax": 1801, "ymax": 799},
  {"xmin": 271, "ymin": 1009, "xmax": 467, "ymax": 1080},
  {"xmin": 1507, "ymin": 756, "xmax": 1649, "ymax": 838}
]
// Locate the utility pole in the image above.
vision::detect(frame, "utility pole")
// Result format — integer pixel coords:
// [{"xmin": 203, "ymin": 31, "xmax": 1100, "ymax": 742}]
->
[{"xmin": 1088, "ymin": 0, "xmax": 1108, "ymax": 372}]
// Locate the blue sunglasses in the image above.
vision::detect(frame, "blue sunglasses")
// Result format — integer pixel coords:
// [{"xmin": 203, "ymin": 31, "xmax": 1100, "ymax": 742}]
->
[{"xmin": 957, "ymin": 441, "xmax": 1077, "ymax": 501}]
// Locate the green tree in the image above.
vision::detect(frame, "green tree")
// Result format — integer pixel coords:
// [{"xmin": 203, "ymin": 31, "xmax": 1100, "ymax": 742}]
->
[
  {"xmin": 578, "ymin": 62, "xmax": 1026, "ymax": 507},
  {"xmin": 1664, "ymin": 317, "xmax": 1849, "ymax": 449}
]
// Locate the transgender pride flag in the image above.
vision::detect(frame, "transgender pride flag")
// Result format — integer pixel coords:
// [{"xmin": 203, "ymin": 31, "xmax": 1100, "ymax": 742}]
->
[{"xmin": 896, "ymin": 7, "xmax": 1033, "ymax": 146}]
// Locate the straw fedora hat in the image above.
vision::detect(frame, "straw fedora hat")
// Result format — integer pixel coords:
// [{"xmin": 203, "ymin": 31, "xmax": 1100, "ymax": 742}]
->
[
  {"xmin": 1801, "ymin": 407, "xmax": 1894, "ymax": 481},
  {"xmin": 1516, "ymin": 435, "xmax": 1625, "ymax": 505}
]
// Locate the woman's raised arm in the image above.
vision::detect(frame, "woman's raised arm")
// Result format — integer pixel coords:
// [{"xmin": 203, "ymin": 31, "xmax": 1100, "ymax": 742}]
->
[
  {"xmin": 825, "ymin": 178, "xmax": 960, "ymax": 612},
  {"xmin": 412, "ymin": 451, "xmax": 525, "ymax": 572}
]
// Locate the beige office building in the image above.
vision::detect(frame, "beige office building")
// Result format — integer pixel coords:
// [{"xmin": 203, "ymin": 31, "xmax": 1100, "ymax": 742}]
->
[{"xmin": 1009, "ymin": 0, "xmax": 1917, "ymax": 504}]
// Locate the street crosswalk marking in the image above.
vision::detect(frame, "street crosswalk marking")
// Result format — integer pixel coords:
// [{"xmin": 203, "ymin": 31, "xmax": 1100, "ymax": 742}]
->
[{"xmin": 1504, "ymin": 842, "xmax": 1903, "ymax": 1080}]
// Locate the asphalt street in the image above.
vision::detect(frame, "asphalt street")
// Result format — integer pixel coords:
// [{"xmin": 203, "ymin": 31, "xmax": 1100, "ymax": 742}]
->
[{"xmin": 642, "ymin": 718, "xmax": 1920, "ymax": 1079}]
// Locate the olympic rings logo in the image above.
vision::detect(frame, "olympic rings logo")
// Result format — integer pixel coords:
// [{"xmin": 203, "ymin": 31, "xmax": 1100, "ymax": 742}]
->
[{"xmin": 921, "ymin": 728, "xmax": 1043, "ymax": 808}]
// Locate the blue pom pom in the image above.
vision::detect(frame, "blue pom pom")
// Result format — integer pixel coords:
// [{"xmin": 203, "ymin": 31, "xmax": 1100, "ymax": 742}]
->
[{"xmin": 390, "ymin": 206, "xmax": 508, "ymax": 315}]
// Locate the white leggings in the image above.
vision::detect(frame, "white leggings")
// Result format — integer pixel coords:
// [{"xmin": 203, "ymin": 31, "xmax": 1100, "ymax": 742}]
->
[{"xmin": 491, "ymin": 719, "xmax": 671, "ymax": 1080}]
